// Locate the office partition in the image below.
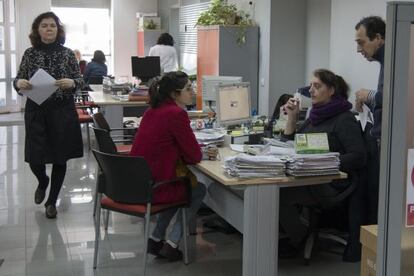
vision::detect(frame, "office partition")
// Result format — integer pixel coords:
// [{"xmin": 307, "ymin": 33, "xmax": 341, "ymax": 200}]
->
[{"xmin": 378, "ymin": 2, "xmax": 414, "ymax": 275}]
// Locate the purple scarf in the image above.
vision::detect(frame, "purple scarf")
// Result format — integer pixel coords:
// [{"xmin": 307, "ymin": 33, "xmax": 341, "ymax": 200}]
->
[{"xmin": 309, "ymin": 96, "xmax": 352, "ymax": 125}]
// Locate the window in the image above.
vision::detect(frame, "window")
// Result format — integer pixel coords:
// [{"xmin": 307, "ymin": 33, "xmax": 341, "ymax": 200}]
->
[
  {"xmin": 52, "ymin": 7, "xmax": 112, "ymax": 74},
  {"xmin": 0, "ymin": 0, "xmax": 18, "ymax": 113}
]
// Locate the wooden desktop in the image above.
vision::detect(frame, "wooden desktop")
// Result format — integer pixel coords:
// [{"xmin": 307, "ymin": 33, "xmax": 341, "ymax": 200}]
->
[{"xmin": 190, "ymin": 147, "xmax": 347, "ymax": 276}]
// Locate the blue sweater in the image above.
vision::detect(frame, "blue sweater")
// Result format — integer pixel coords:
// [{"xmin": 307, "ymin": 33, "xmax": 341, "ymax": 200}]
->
[{"xmin": 83, "ymin": 61, "xmax": 107, "ymax": 83}]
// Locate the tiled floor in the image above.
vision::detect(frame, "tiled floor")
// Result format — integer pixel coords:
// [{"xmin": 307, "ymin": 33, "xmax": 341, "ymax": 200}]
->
[{"xmin": 0, "ymin": 124, "xmax": 360, "ymax": 276}]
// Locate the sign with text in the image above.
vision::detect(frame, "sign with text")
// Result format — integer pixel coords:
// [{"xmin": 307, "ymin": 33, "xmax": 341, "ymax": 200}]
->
[{"xmin": 406, "ymin": 149, "xmax": 414, "ymax": 227}]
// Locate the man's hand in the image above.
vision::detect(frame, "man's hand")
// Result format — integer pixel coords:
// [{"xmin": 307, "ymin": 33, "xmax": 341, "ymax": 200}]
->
[
  {"xmin": 16, "ymin": 79, "xmax": 32, "ymax": 90},
  {"xmin": 55, "ymin": 78, "xmax": 75, "ymax": 90},
  {"xmin": 355, "ymin": 88, "xmax": 370, "ymax": 112}
]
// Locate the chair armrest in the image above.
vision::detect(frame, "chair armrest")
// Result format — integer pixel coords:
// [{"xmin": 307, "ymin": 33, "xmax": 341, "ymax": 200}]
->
[
  {"xmin": 76, "ymin": 105, "xmax": 91, "ymax": 109},
  {"xmin": 153, "ymin": 176, "xmax": 192, "ymax": 205},
  {"xmin": 113, "ymin": 139, "xmax": 134, "ymax": 144},
  {"xmin": 153, "ymin": 176, "xmax": 191, "ymax": 189},
  {"xmin": 111, "ymin": 134, "xmax": 134, "ymax": 138},
  {"xmin": 108, "ymin": 127, "xmax": 138, "ymax": 132}
]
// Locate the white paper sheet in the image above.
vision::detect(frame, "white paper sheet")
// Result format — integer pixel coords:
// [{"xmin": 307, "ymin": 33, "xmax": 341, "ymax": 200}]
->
[
  {"xmin": 358, "ymin": 104, "xmax": 374, "ymax": 131},
  {"xmin": 230, "ymin": 144, "xmax": 245, "ymax": 152},
  {"xmin": 21, "ymin": 68, "xmax": 57, "ymax": 105}
]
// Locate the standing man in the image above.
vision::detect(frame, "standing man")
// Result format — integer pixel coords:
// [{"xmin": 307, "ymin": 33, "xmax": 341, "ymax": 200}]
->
[
  {"xmin": 354, "ymin": 16, "xmax": 386, "ymax": 139},
  {"xmin": 354, "ymin": 16, "xmax": 385, "ymax": 224}
]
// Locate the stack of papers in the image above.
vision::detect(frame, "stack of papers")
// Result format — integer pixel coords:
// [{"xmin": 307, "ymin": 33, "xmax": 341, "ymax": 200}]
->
[
  {"xmin": 285, "ymin": 152, "xmax": 340, "ymax": 177},
  {"xmin": 229, "ymin": 144, "xmax": 295, "ymax": 156},
  {"xmin": 223, "ymin": 153, "xmax": 286, "ymax": 178},
  {"xmin": 261, "ymin": 144, "xmax": 296, "ymax": 156},
  {"xmin": 194, "ymin": 129, "xmax": 226, "ymax": 145},
  {"xmin": 263, "ymin": 137, "xmax": 294, "ymax": 148}
]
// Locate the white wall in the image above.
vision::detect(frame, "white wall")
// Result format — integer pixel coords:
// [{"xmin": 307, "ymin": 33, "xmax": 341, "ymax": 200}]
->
[
  {"xmin": 306, "ymin": 0, "xmax": 331, "ymax": 82},
  {"xmin": 252, "ymin": 0, "xmax": 271, "ymax": 116},
  {"xmin": 158, "ymin": 0, "xmax": 179, "ymax": 31},
  {"xmin": 329, "ymin": 0, "xmax": 387, "ymax": 103},
  {"xmin": 268, "ymin": 0, "xmax": 307, "ymax": 115},
  {"xmin": 15, "ymin": 0, "xmax": 51, "ymax": 62},
  {"xmin": 230, "ymin": 0, "xmax": 307, "ymax": 116},
  {"xmin": 329, "ymin": 0, "xmax": 412, "ymax": 103},
  {"xmin": 111, "ymin": 0, "xmax": 157, "ymax": 78}
]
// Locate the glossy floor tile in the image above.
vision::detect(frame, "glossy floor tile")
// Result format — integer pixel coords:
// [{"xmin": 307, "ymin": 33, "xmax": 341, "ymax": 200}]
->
[{"xmin": 0, "ymin": 125, "xmax": 359, "ymax": 275}]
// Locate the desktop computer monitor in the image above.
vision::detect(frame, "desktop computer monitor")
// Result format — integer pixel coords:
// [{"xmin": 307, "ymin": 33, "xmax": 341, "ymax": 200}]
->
[
  {"xmin": 131, "ymin": 56, "xmax": 161, "ymax": 83},
  {"xmin": 216, "ymin": 82, "xmax": 251, "ymax": 127},
  {"xmin": 201, "ymin": 75, "xmax": 242, "ymax": 112}
]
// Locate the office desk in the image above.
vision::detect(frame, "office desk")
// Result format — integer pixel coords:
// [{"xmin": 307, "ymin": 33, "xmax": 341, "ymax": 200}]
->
[
  {"xmin": 190, "ymin": 147, "xmax": 347, "ymax": 276},
  {"xmin": 88, "ymin": 91, "xmax": 148, "ymax": 128}
]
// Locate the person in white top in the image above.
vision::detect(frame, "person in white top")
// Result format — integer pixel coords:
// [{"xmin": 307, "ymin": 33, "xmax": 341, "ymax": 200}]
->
[{"xmin": 149, "ymin": 33, "xmax": 178, "ymax": 73}]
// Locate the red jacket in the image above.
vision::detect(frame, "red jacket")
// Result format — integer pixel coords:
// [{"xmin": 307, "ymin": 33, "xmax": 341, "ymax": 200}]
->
[{"xmin": 130, "ymin": 99, "xmax": 202, "ymax": 204}]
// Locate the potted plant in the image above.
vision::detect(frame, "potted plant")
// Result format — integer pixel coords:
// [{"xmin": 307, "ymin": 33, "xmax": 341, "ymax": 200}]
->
[
  {"xmin": 144, "ymin": 19, "xmax": 157, "ymax": 30},
  {"xmin": 196, "ymin": 0, "xmax": 255, "ymax": 45}
]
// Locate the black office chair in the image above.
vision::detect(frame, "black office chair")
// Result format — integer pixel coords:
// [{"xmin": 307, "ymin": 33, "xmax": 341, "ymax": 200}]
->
[
  {"xmin": 91, "ymin": 150, "xmax": 191, "ymax": 275},
  {"xmin": 88, "ymin": 76, "xmax": 104, "ymax": 85},
  {"xmin": 91, "ymin": 127, "xmax": 132, "ymax": 155},
  {"xmin": 91, "ymin": 127, "xmax": 132, "ymax": 217},
  {"xmin": 302, "ymin": 171, "xmax": 363, "ymax": 264},
  {"xmin": 92, "ymin": 112, "xmax": 137, "ymax": 142}
]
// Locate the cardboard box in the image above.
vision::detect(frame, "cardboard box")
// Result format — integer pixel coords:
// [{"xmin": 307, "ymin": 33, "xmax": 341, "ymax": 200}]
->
[{"xmin": 360, "ymin": 225, "xmax": 378, "ymax": 276}]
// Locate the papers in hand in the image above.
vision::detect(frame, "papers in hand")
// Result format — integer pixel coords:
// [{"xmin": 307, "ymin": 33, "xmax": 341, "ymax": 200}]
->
[
  {"xmin": 21, "ymin": 68, "xmax": 57, "ymax": 105},
  {"xmin": 358, "ymin": 104, "xmax": 374, "ymax": 131}
]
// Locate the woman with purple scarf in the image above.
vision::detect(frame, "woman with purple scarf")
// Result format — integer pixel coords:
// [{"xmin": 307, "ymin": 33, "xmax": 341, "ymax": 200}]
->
[{"xmin": 278, "ymin": 69, "xmax": 367, "ymax": 258}]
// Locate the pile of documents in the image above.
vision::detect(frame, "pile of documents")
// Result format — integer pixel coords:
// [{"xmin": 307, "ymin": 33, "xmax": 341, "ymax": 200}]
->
[
  {"xmin": 223, "ymin": 153, "xmax": 286, "ymax": 178},
  {"xmin": 285, "ymin": 152, "xmax": 340, "ymax": 177},
  {"xmin": 263, "ymin": 137, "xmax": 294, "ymax": 148},
  {"xmin": 194, "ymin": 128, "xmax": 226, "ymax": 146}
]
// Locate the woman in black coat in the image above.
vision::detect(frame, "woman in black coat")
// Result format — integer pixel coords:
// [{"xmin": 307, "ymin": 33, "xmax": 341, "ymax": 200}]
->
[
  {"xmin": 279, "ymin": 69, "xmax": 367, "ymax": 257},
  {"xmin": 14, "ymin": 12, "xmax": 84, "ymax": 218}
]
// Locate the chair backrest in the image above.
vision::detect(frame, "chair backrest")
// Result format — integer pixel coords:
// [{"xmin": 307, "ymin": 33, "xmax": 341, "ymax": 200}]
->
[
  {"xmin": 318, "ymin": 172, "xmax": 358, "ymax": 209},
  {"xmin": 92, "ymin": 127, "xmax": 117, "ymax": 154},
  {"xmin": 92, "ymin": 112, "xmax": 111, "ymax": 131},
  {"xmin": 89, "ymin": 76, "xmax": 104, "ymax": 84},
  {"xmin": 92, "ymin": 149, "xmax": 154, "ymax": 204}
]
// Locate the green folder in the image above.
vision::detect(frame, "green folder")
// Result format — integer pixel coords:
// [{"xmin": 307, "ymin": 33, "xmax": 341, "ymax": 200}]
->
[{"xmin": 294, "ymin": 133, "xmax": 330, "ymax": 154}]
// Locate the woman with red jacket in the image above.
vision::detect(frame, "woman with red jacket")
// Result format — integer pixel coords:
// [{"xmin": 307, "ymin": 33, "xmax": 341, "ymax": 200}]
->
[{"xmin": 130, "ymin": 71, "xmax": 215, "ymax": 261}]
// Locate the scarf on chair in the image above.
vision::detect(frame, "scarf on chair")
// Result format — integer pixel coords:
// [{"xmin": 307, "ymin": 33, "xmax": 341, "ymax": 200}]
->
[{"xmin": 309, "ymin": 96, "xmax": 352, "ymax": 125}]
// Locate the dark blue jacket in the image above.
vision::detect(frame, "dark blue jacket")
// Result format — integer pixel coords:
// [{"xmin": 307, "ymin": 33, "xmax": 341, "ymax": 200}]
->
[
  {"xmin": 83, "ymin": 61, "xmax": 107, "ymax": 83},
  {"xmin": 371, "ymin": 45, "xmax": 384, "ymax": 139}
]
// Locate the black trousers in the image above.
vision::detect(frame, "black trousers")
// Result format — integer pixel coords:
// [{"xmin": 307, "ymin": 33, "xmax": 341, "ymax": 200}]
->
[
  {"xmin": 30, "ymin": 163, "xmax": 67, "ymax": 206},
  {"xmin": 279, "ymin": 184, "xmax": 342, "ymax": 246}
]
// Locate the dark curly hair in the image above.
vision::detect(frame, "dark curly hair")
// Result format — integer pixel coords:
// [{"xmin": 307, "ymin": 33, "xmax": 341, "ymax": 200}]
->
[
  {"xmin": 355, "ymin": 16, "xmax": 385, "ymax": 40},
  {"xmin": 148, "ymin": 71, "xmax": 188, "ymax": 108},
  {"xmin": 157, "ymin": 33, "xmax": 174, "ymax": 46},
  {"xmin": 92, "ymin": 50, "xmax": 106, "ymax": 64},
  {"xmin": 313, "ymin": 69, "xmax": 350, "ymax": 99},
  {"xmin": 29, "ymin": 12, "xmax": 65, "ymax": 48}
]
